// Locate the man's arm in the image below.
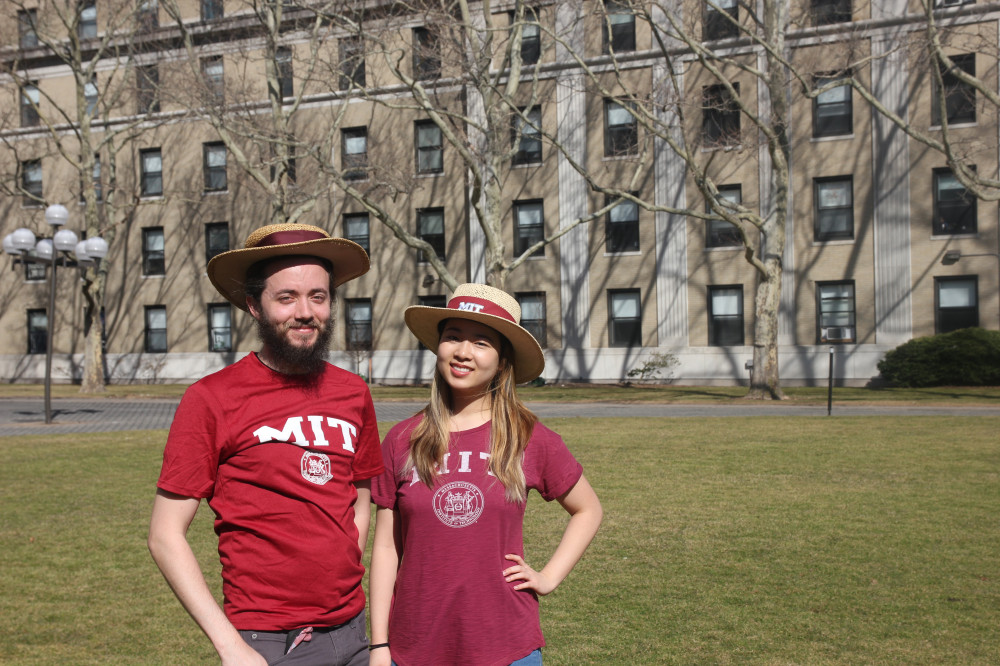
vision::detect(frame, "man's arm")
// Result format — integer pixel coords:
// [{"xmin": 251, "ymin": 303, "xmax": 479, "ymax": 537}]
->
[
  {"xmin": 148, "ymin": 489, "xmax": 266, "ymax": 666},
  {"xmin": 353, "ymin": 479, "xmax": 372, "ymax": 554}
]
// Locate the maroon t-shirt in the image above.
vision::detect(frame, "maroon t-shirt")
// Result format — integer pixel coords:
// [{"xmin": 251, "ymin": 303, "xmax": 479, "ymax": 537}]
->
[
  {"xmin": 157, "ymin": 353, "xmax": 383, "ymax": 630},
  {"xmin": 371, "ymin": 416, "xmax": 583, "ymax": 666}
]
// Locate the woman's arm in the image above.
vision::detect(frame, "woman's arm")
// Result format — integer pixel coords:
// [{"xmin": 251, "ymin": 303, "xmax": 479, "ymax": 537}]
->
[
  {"xmin": 503, "ymin": 475, "xmax": 603, "ymax": 596},
  {"xmin": 368, "ymin": 506, "xmax": 400, "ymax": 666}
]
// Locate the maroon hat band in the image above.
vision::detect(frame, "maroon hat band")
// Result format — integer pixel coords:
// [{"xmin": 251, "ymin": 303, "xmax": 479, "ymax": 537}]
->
[
  {"xmin": 446, "ymin": 295, "xmax": 517, "ymax": 323},
  {"xmin": 253, "ymin": 229, "xmax": 327, "ymax": 248}
]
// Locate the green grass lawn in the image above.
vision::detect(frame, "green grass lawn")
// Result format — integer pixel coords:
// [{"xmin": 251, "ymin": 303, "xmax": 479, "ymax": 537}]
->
[{"xmin": 1, "ymin": 417, "xmax": 997, "ymax": 664}]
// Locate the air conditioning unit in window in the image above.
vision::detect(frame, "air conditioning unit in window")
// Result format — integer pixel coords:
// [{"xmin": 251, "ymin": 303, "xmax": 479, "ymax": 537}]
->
[
  {"xmin": 938, "ymin": 0, "xmax": 964, "ymax": 6},
  {"xmin": 824, "ymin": 326, "xmax": 854, "ymax": 342}
]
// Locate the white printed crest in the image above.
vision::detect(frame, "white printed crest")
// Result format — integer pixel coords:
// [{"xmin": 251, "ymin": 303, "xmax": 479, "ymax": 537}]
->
[
  {"xmin": 301, "ymin": 451, "xmax": 333, "ymax": 485},
  {"xmin": 432, "ymin": 481, "xmax": 484, "ymax": 528}
]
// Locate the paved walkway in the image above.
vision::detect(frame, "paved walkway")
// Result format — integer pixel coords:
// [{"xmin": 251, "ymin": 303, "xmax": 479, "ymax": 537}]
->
[{"xmin": 1, "ymin": 397, "xmax": 998, "ymax": 436}]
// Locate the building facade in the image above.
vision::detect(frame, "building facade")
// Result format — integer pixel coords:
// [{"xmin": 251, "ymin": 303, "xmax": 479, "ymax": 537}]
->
[{"xmin": 1, "ymin": 0, "xmax": 998, "ymax": 386}]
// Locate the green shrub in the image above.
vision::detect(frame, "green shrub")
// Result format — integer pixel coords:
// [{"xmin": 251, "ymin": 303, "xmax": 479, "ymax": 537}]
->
[{"xmin": 877, "ymin": 327, "xmax": 1000, "ymax": 387}]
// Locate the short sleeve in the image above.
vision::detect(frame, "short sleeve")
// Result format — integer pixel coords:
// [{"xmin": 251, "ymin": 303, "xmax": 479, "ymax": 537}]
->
[
  {"xmin": 157, "ymin": 382, "xmax": 227, "ymax": 499},
  {"xmin": 370, "ymin": 417, "xmax": 420, "ymax": 509},
  {"xmin": 351, "ymin": 387, "xmax": 385, "ymax": 481},
  {"xmin": 525, "ymin": 424, "xmax": 583, "ymax": 502}
]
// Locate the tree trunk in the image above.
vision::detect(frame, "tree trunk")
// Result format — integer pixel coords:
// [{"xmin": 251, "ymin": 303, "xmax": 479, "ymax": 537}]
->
[
  {"xmin": 79, "ymin": 265, "xmax": 107, "ymax": 393},
  {"xmin": 746, "ymin": 259, "xmax": 786, "ymax": 400}
]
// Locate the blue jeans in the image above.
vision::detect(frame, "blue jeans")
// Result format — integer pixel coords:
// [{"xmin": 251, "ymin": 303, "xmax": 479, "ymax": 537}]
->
[{"xmin": 392, "ymin": 649, "xmax": 541, "ymax": 666}]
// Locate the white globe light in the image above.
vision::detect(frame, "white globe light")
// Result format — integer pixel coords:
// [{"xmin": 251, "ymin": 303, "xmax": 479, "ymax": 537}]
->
[
  {"xmin": 2, "ymin": 234, "xmax": 17, "ymax": 255},
  {"xmin": 54, "ymin": 228, "xmax": 79, "ymax": 253},
  {"xmin": 75, "ymin": 240, "xmax": 91, "ymax": 262},
  {"xmin": 84, "ymin": 236, "xmax": 108, "ymax": 259},
  {"xmin": 35, "ymin": 238, "xmax": 54, "ymax": 262},
  {"xmin": 44, "ymin": 203, "xmax": 70, "ymax": 228},
  {"xmin": 11, "ymin": 228, "xmax": 37, "ymax": 252}
]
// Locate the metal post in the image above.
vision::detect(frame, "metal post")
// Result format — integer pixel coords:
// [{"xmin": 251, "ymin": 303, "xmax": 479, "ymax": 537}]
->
[
  {"xmin": 827, "ymin": 346, "xmax": 834, "ymax": 416},
  {"xmin": 44, "ymin": 257, "xmax": 58, "ymax": 424}
]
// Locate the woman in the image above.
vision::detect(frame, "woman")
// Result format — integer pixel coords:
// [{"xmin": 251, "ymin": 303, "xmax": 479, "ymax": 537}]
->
[{"xmin": 369, "ymin": 284, "xmax": 603, "ymax": 666}]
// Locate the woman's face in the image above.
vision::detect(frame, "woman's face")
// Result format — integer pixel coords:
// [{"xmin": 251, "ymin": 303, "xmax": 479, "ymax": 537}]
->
[{"xmin": 436, "ymin": 318, "xmax": 503, "ymax": 397}]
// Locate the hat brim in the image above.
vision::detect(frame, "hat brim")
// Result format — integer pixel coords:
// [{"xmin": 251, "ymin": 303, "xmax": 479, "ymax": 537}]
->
[
  {"xmin": 404, "ymin": 306, "xmax": 545, "ymax": 384},
  {"xmin": 207, "ymin": 238, "xmax": 370, "ymax": 311}
]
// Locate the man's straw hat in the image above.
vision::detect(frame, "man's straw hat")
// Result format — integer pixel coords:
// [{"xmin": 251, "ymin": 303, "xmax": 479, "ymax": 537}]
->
[
  {"xmin": 207, "ymin": 223, "xmax": 369, "ymax": 311},
  {"xmin": 404, "ymin": 283, "xmax": 545, "ymax": 383}
]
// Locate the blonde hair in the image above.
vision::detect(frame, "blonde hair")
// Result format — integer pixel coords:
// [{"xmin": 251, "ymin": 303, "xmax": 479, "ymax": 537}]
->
[{"xmin": 407, "ymin": 338, "xmax": 537, "ymax": 503}]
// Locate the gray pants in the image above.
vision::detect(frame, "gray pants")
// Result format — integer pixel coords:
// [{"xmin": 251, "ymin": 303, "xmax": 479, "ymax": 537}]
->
[{"xmin": 239, "ymin": 610, "xmax": 368, "ymax": 666}]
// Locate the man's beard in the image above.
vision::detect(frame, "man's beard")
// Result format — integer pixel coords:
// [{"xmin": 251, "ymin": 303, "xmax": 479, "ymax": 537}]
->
[{"xmin": 255, "ymin": 312, "xmax": 334, "ymax": 375}]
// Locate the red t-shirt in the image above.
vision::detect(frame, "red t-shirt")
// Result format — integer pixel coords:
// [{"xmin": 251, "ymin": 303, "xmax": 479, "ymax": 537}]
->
[
  {"xmin": 371, "ymin": 416, "xmax": 583, "ymax": 666},
  {"xmin": 157, "ymin": 353, "xmax": 384, "ymax": 630}
]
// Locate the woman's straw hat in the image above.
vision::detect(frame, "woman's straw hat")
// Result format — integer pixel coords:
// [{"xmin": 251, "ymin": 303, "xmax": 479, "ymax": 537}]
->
[
  {"xmin": 207, "ymin": 223, "xmax": 369, "ymax": 311},
  {"xmin": 404, "ymin": 283, "xmax": 545, "ymax": 383}
]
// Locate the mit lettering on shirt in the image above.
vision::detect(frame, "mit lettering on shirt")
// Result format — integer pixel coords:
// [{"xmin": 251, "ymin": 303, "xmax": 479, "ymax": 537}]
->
[
  {"xmin": 253, "ymin": 416, "xmax": 358, "ymax": 451},
  {"xmin": 409, "ymin": 450, "xmax": 493, "ymax": 486}
]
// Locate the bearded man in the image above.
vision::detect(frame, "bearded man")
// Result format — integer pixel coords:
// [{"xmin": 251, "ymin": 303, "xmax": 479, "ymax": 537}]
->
[{"xmin": 148, "ymin": 224, "xmax": 383, "ymax": 666}]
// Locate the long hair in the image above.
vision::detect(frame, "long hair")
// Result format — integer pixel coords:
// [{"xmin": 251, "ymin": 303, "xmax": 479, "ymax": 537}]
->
[{"xmin": 408, "ymin": 338, "xmax": 537, "ymax": 503}]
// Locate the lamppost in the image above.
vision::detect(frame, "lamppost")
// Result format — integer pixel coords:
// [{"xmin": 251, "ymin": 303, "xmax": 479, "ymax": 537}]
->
[
  {"xmin": 2, "ymin": 204, "xmax": 108, "ymax": 424},
  {"xmin": 942, "ymin": 249, "xmax": 1000, "ymax": 328}
]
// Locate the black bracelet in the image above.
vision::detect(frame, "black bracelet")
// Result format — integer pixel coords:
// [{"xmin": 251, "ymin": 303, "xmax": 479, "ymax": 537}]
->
[{"xmin": 369, "ymin": 642, "xmax": 390, "ymax": 651}]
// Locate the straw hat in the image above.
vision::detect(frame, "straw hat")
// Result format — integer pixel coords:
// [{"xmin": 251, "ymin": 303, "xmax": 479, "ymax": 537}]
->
[
  {"xmin": 404, "ymin": 283, "xmax": 545, "ymax": 383},
  {"xmin": 207, "ymin": 223, "xmax": 369, "ymax": 311}
]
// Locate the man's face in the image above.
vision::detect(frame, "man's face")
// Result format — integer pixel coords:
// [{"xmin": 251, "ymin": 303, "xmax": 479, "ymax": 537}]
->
[{"xmin": 248, "ymin": 257, "xmax": 334, "ymax": 374}]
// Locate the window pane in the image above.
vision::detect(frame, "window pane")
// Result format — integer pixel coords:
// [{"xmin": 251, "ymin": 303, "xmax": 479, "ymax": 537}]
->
[
  {"xmin": 711, "ymin": 289, "xmax": 741, "ymax": 315},
  {"xmin": 939, "ymin": 280, "xmax": 975, "ymax": 307},
  {"xmin": 611, "ymin": 293, "xmax": 639, "ymax": 317},
  {"xmin": 419, "ymin": 211, "xmax": 443, "ymax": 234}
]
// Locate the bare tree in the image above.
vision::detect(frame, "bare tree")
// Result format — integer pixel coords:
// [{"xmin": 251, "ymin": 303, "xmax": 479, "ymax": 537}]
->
[{"xmin": 1, "ymin": 0, "xmax": 165, "ymax": 392}]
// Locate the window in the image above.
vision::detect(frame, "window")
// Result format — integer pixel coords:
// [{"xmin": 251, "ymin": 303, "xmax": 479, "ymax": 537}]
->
[
  {"xmin": 142, "ymin": 227, "xmax": 165, "ymax": 276},
  {"xmin": 19, "ymin": 9, "xmax": 38, "ymax": 48},
  {"xmin": 145, "ymin": 305, "xmax": 168, "ymax": 353},
  {"xmin": 817, "ymin": 282, "xmax": 856, "ymax": 343},
  {"xmin": 512, "ymin": 106, "xmax": 542, "ymax": 165},
  {"xmin": 703, "ymin": 83, "xmax": 740, "ymax": 146},
  {"xmin": 22, "ymin": 83, "xmax": 40, "ymax": 127},
  {"xmin": 138, "ymin": 0, "xmax": 158, "ymax": 31},
  {"xmin": 606, "ymin": 195, "xmax": 639, "ymax": 253},
  {"xmin": 203, "ymin": 142, "xmax": 227, "ymax": 192},
  {"xmin": 415, "ymin": 121, "xmax": 443, "ymax": 174},
  {"xmin": 417, "ymin": 295, "xmax": 446, "ymax": 350},
  {"xmin": 814, "ymin": 176, "xmax": 853, "ymax": 241},
  {"xmin": 26, "ymin": 260, "xmax": 47, "ymax": 282},
  {"xmin": 706, "ymin": 184, "xmax": 742, "ymax": 248},
  {"xmin": 709, "ymin": 286, "xmax": 744, "ymax": 346},
  {"xmin": 933, "ymin": 168, "xmax": 976, "ymax": 235},
  {"xmin": 704, "ymin": 0, "xmax": 738, "ymax": 41},
  {"xmin": 201, "ymin": 56, "xmax": 224, "ymax": 102},
  {"xmin": 80, "ymin": 157, "xmax": 102, "ymax": 203},
  {"xmin": 512, "ymin": 9, "xmax": 541, "ymax": 65},
  {"xmin": 79, "ymin": 1, "xmax": 98, "ymax": 39},
  {"xmin": 28, "ymin": 310, "xmax": 47, "ymax": 354},
  {"xmin": 21, "ymin": 160, "xmax": 43, "ymax": 206},
  {"xmin": 344, "ymin": 213, "xmax": 370, "ymax": 254},
  {"xmin": 276, "ymin": 47, "xmax": 293, "ymax": 99},
  {"xmin": 604, "ymin": 99, "xmax": 638, "ymax": 156},
  {"xmin": 813, "ymin": 73, "xmax": 852, "ymax": 137},
  {"xmin": 140, "ymin": 148, "xmax": 162, "ymax": 197},
  {"xmin": 812, "ymin": 0, "xmax": 851, "ymax": 25},
  {"xmin": 514, "ymin": 200, "xmax": 545, "ymax": 257},
  {"xmin": 137, "ymin": 64, "xmax": 159, "ymax": 114},
  {"xmin": 417, "ymin": 208, "xmax": 445, "ymax": 262},
  {"xmin": 205, "ymin": 222, "xmax": 229, "ymax": 263},
  {"xmin": 342, "ymin": 127, "xmax": 368, "ymax": 180},
  {"xmin": 602, "ymin": 1, "xmax": 635, "ymax": 54},
  {"xmin": 609, "ymin": 290, "xmax": 642, "ymax": 347},
  {"xmin": 516, "ymin": 292, "xmax": 547, "ymax": 348},
  {"xmin": 935, "ymin": 276, "xmax": 978, "ymax": 333},
  {"xmin": 413, "ymin": 27, "xmax": 441, "ymax": 80},
  {"xmin": 201, "ymin": 0, "xmax": 223, "ymax": 20},
  {"xmin": 85, "ymin": 77, "xmax": 98, "ymax": 116},
  {"xmin": 346, "ymin": 299, "xmax": 373, "ymax": 351},
  {"xmin": 208, "ymin": 304, "xmax": 232, "ymax": 352},
  {"xmin": 339, "ymin": 37, "xmax": 365, "ymax": 90},
  {"xmin": 932, "ymin": 53, "xmax": 975, "ymax": 126}
]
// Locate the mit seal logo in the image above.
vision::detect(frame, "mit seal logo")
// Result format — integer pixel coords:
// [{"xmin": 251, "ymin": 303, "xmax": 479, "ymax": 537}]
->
[
  {"xmin": 301, "ymin": 451, "xmax": 333, "ymax": 485},
  {"xmin": 433, "ymin": 481, "xmax": 484, "ymax": 528}
]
